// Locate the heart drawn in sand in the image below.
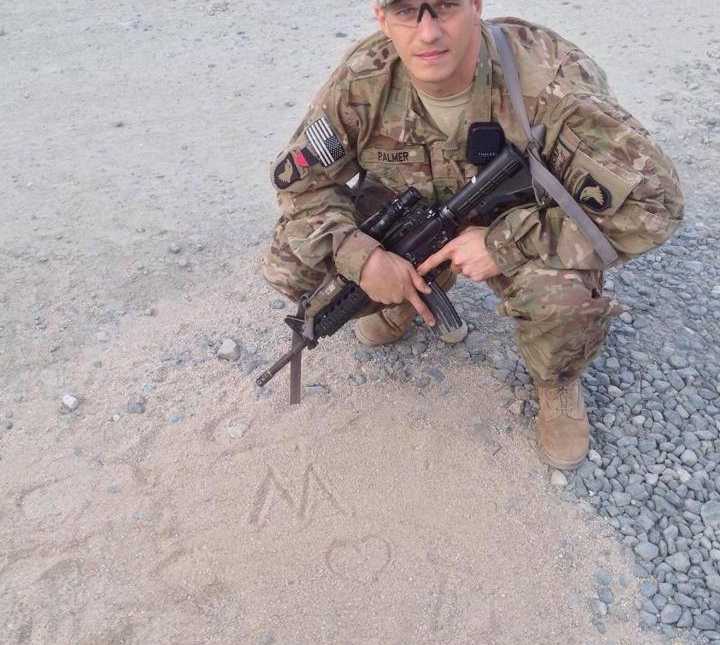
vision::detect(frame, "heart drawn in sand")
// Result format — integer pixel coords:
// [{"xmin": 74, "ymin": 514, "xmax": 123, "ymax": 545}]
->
[{"xmin": 325, "ymin": 534, "xmax": 393, "ymax": 584}]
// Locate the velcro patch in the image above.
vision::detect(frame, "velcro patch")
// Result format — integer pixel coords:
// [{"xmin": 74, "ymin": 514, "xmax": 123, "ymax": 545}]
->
[
  {"xmin": 575, "ymin": 175, "xmax": 612, "ymax": 212},
  {"xmin": 359, "ymin": 146, "xmax": 427, "ymax": 165},
  {"xmin": 565, "ymin": 147, "xmax": 642, "ymax": 217},
  {"xmin": 305, "ymin": 115, "xmax": 346, "ymax": 168},
  {"xmin": 273, "ymin": 152, "xmax": 302, "ymax": 189},
  {"xmin": 292, "ymin": 146, "xmax": 320, "ymax": 169}
]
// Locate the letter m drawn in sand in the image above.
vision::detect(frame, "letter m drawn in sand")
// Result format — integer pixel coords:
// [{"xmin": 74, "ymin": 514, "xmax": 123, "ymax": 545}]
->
[{"xmin": 248, "ymin": 464, "xmax": 346, "ymax": 530}]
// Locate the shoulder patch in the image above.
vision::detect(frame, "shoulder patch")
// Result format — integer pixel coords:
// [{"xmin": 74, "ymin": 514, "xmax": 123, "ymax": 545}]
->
[
  {"xmin": 273, "ymin": 152, "xmax": 302, "ymax": 190},
  {"xmin": 345, "ymin": 33, "xmax": 397, "ymax": 77},
  {"xmin": 575, "ymin": 175, "xmax": 612, "ymax": 213},
  {"xmin": 305, "ymin": 115, "xmax": 346, "ymax": 168}
]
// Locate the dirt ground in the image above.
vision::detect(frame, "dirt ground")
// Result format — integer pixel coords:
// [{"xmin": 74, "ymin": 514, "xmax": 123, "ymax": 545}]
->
[{"xmin": 1, "ymin": 1, "xmax": 718, "ymax": 643}]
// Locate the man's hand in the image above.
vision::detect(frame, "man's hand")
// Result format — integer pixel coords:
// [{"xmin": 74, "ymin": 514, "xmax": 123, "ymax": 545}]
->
[
  {"xmin": 417, "ymin": 226, "xmax": 501, "ymax": 282},
  {"xmin": 359, "ymin": 248, "xmax": 435, "ymax": 326}
]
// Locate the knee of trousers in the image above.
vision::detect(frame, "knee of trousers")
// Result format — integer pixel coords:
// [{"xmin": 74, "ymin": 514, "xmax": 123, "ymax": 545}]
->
[
  {"xmin": 498, "ymin": 275, "xmax": 619, "ymax": 383},
  {"xmin": 515, "ymin": 307, "xmax": 612, "ymax": 383},
  {"xmin": 261, "ymin": 243, "xmax": 329, "ymax": 303}
]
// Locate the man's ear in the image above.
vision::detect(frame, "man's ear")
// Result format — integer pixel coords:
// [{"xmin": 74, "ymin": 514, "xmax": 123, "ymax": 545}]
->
[
  {"xmin": 374, "ymin": 4, "xmax": 391, "ymax": 38},
  {"xmin": 471, "ymin": 0, "xmax": 483, "ymax": 23}
]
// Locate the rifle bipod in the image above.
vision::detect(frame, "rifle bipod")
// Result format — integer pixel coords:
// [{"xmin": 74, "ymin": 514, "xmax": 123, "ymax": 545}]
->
[{"xmin": 255, "ymin": 300, "xmax": 317, "ymax": 404}]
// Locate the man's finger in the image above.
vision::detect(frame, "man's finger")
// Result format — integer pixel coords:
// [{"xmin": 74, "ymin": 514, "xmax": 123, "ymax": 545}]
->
[
  {"xmin": 409, "ymin": 269, "xmax": 432, "ymax": 294},
  {"xmin": 417, "ymin": 245, "xmax": 454, "ymax": 275},
  {"xmin": 407, "ymin": 291, "xmax": 435, "ymax": 327}
]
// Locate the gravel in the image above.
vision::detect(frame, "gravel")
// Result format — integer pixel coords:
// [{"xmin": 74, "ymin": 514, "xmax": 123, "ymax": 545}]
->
[{"xmin": 343, "ymin": 219, "xmax": 720, "ymax": 641}]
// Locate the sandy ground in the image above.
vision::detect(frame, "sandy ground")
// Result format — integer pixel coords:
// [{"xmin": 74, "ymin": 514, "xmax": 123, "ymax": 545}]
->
[{"xmin": 1, "ymin": 1, "xmax": 718, "ymax": 643}]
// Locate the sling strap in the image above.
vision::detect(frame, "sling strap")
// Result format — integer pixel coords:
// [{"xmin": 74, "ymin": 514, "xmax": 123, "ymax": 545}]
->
[{"xmin": 488, "ymin": 24, "xmax": 619, "ymax": 268}]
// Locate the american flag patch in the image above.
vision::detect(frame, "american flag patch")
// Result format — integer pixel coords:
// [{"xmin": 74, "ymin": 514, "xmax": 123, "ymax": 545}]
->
[{"xmin": 304, "ymin": 115, "xmax": 346, "ymax": 168}]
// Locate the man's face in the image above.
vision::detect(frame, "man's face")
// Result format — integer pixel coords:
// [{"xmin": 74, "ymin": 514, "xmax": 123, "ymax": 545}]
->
[{"xmin": 375, "ymin": 0, "xmax": 483, "ymax": 95}]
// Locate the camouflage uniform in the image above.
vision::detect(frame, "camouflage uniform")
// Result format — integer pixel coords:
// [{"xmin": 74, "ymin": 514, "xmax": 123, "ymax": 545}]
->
[{"xmin": 262, "ymin": 18, "xmax": 684, "ymax": 384}]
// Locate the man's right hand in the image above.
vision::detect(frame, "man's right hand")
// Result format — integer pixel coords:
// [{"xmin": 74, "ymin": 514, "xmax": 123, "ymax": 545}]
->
[{"xmin": 358, "ymin": 248, "xmax": 435, "ymax": 327}]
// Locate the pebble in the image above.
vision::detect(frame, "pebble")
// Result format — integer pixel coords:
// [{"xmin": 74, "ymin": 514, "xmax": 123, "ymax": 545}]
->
[
  {"xmin": 635, "ymin": 542, "xmax": 660, "ymax": 561},
  {"xmin": 270, "ymin": 299, "xmax": 286, "ymax": 310},
  {"xmin": 550, "ymin": 470, "xmax": 568, "ymax": 487},
  {"xmin": 217, "ymin": 338, "xmax": 241, "ymax": 361},
  {"xmin": 464, "ymin": 330, "xmax": 485, "ymax": 356},
  {"xmin": 349, "ymin": 373, "xmax": 367, "ymax": 386},
  {"xmin": 598, "ymin": 587, "xmax": 614, "ymax": 605},
  {"xmin": 667, "ymin": 552, "xmax": 692, "ymax": 573},
  {"xmin": 61, "ymin": 394, "xmax": 79, "ymax": 412},
  {"xmin": 168, "ymin": 242, "xmax": 181, "ymax": 254},
  {"xmin": 127, "ymin": 396, "xmax": 146, "ymax": 414},
  {"xmin": 702, "ymin": 501, "xmax": 720, "ymax": 528},
  {"xmin": 226, "ymin": 422, "xmax": 248, "ymax": 438},
  {"xmin": 661, "ymin": 604, "xmax": 682, "ymax": 624}
]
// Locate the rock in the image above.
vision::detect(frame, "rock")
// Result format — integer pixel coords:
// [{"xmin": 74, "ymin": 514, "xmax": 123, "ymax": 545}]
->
[
  {"xmin": 217, "ymin": 338, "xmax": 241, "ymax": 361},
  {"xmin": 127, "ymin": 396, "xmax": 146, "ymax": 414},
  {"xmin": 508, "ymin": 400, "xmax": 524, "ymax": 416},
  {"xmin": 61, "ymin": 394, "xmax": 80, "ymax": 412},
  {"xmin": 349, "ymin": 373, "xmax": 367, "ymax": 386},
  {"xmin": 707, "ymin": 575, "xmax": 720, "ymax": 593},
  {"xmin": 681, "ymin": 449, "xmax": 698, "ymax": 466},
  {"xmin": 168, "ymin": 242, "xmax": 181, "ymax": 254},
  {"xmin": 226, "ymin": 422, "xmax": 248, "ymax": 438},
  {"xmin": 550, "ymin": 470, "xmax": 568, "ymax": 488},
  {"xmin": 464, "ymin": 330, "xmax": 485, "ymax": 357},
  {"xmin": 667, "ymin": 551, "xmax": 691, "ymax": 573},
  {"xmin": 270, "ymin": 299, "xmax": 286, "ymax": 310},
  {"xmin": 669, "ymin": 354, "xmax": 689, "ymax": 369},
  {"xmin": 695, "ymin": 613, "xmax": 718, "ymax": 630},
  {"xmin": 660, "ymin": 604, "xmax": 682, "ymax": 624},
  {"xmin": 635, "ymin": 542, "xmax": 659, "ymax": 561},
  {"xmin": 590, "ymin": 599, "xmax": 608, "ymax": 617},
  {"xmin": 702, "ymin": 501, "xmax": 720, "ymax": 528},
  {"xmin": 598, "ymin": 587, "xmax": 614, "ymax": 605}
]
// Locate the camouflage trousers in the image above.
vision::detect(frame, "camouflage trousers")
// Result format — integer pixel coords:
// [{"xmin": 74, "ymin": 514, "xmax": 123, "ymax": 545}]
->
[
  {"xmin": 262, "ymin": 180, "xmax": 620, "ymax": 385},
  {"xmin": 486, "ymin": 263, "xmax": 620, "ymax": 384}
]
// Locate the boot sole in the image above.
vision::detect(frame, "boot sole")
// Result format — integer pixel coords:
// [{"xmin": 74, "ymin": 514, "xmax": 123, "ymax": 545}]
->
[
  {"xmin": 536, "ymin": 440, "xmax": 587, "ymax": 471},
  {"xmin": 354, "ymin": 326, "xmax": 404, "ymax": 347}
]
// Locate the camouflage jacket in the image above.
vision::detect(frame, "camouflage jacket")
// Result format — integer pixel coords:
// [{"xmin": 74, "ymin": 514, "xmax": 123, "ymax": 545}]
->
[{"xmin": 269, "ymin": 17, "xmax": 684, "ymax": 283}]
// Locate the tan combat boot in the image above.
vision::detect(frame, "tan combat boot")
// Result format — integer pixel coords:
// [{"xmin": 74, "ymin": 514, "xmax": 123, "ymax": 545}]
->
[
  {"xmin": 354, "ymin": 301, "xmax": 418, "ymax": 346},
  {"xmin": 536, "ymin": 379, "xmax": 590, "ymax": 470}
]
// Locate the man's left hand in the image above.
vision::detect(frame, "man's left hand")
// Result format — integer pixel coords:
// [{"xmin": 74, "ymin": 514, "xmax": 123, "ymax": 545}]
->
[{"xmin": 417, "ymin": 226, "xmax": 502, "ymax": 282}]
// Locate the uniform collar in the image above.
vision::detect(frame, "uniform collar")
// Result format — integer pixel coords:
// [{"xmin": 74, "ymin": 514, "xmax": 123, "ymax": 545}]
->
[{"xmin": 396, "ymin": 24, "xmax": 493, "ymax": 152}]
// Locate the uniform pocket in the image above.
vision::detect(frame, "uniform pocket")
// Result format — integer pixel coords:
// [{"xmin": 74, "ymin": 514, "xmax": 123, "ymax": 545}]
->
[
  {"xmin": 564, "ymin": 147, "xmax": 643, "ymax": 217},
  {"xmin": 358, "ymin": 144, "xmax": 433, "ymax": 197}
]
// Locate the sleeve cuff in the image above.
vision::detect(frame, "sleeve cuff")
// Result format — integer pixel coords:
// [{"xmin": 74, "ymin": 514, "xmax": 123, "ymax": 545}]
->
[
  {"xmin": 334, "ymin": 230, "xmax": 382, "ymax": 284},
  {"xmin": 485, "ymin": 219, "xmax": 532, "ymax": 277}
]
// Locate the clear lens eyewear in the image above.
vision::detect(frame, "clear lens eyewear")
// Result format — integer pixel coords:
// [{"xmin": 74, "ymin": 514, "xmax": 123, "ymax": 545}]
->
[{"xmin": 385, "ymin": 2, "xmax": 463, "ymax": 28}]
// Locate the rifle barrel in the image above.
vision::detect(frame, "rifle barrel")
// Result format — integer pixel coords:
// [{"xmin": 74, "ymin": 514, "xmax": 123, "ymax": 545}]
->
[{"xmin": 256, "ymin": 340, "xmax": 309, "ymax": 387}]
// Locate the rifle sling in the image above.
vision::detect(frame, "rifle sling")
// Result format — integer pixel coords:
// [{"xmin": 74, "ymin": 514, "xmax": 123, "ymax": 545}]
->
[{"xmin": 488, "ymin": 24, "xmax": 619, "ymax": 269}]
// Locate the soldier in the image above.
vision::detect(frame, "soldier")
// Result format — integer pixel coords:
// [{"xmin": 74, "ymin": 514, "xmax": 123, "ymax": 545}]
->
[{"xmin": 261, "ymin": 0, "xmax": 684, "ymax": 469}]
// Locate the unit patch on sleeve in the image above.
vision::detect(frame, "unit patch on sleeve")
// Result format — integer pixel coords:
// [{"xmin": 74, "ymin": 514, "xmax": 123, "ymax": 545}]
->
[
  {"xmin": 575, "ymin": 175, "xmax": 612, "ymax": 213},
  {"xmin": 273, "ymin": 152, "xmax": 302, "ymax": 190},
  {"xmin": 304, "ymin": 115, "xmax": 346, "ymax": 168}
]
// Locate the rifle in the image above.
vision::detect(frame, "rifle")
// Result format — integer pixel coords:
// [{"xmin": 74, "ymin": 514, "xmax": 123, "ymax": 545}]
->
[{"xmin": 257, "ymin": 144, "xmax": 535, "ymax": 403}]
